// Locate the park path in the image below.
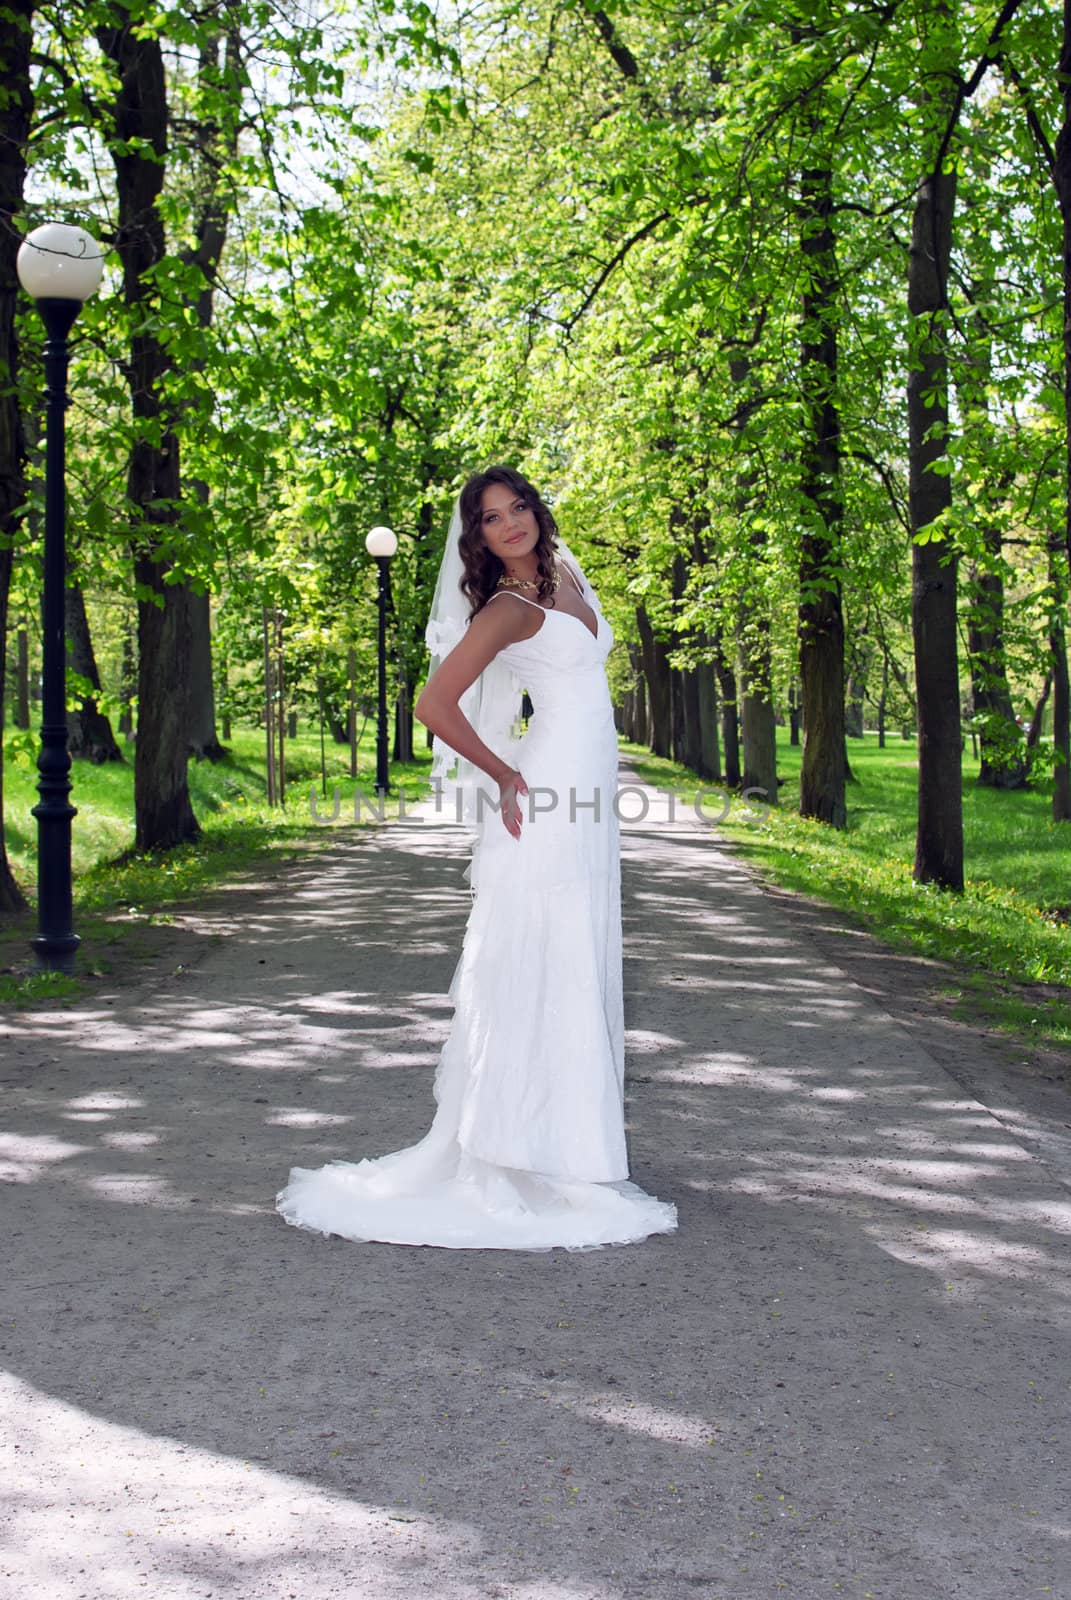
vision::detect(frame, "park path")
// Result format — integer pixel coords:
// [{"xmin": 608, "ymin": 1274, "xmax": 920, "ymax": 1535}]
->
[{"xmin": 1, "ymin": 776, "xmax": 1070, "ymax": 1600}]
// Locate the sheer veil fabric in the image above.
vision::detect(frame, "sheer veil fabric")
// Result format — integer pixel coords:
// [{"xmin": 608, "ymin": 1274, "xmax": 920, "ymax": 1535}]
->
[{"xmin": 275, "ymin": 497, "xmax": 678, "ymax": 1250}]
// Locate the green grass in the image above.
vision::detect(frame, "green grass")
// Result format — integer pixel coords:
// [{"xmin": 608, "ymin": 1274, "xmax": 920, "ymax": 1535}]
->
[
  {"xmin": 0, "ymin": 721, "xmax": 434, "ymax": 1003},
  {"xmin": 620, "ymin": 730, "xmax": 1071, "ymax": 1054}
]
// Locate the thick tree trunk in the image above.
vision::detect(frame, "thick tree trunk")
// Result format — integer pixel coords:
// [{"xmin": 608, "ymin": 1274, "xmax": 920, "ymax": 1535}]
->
[
  {"xmin": 65, "ymin": 581, "xmax": 122, "ymax": 762},
  {"xmin": 0, "ymin": 0, "xmax": 32, "ymax": 910},
  {"xmin": 134, "ymin": 554, "xmax": 197, "ymax": 847},
  {"xmin": 908, "ymin": 22, "xmax": 963, "ymax": 889},
  {"xmin": 798, "ymin": 155, "xmax": 847, "ymax": 828},
  {"xmin": 677, "ymin": 668, "xmax": 703, "ymax": 773},
  {"xmin": 695, "ymin": 656, "xmax": 721, "ymax": 781},
  {"xmin": 101, "ymin": 15, "xmax": 199, "ymax": 851},
  {"xmin": 188, "ymin": 587, "xmax": 225, "ymax": 760},
  {"xmin": 636, "ymin": 604, "xmax": 671, "ymax": 757}
]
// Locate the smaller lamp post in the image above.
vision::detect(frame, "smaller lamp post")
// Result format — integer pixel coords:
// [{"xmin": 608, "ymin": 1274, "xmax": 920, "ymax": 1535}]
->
[
  {"xmin": 365, "ymin": 525, "xmax": 397, "ymax": 796},
  {"xmin": 16, "ymin": 222, "xmax": 104, "ymax": 972}
]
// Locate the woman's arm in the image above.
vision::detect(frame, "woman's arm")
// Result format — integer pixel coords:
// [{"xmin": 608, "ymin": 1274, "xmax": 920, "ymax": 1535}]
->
[{"xmin": 415, "ymin": 597, "xmax": 535, "ymax": 833}]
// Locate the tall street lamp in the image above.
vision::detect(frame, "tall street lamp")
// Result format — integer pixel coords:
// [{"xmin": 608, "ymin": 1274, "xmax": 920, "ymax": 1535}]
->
[
  {"xmin": 16, "ymin": 222, "xmax": 104, "ymax": 972},
  {"xmin": 365, "ymin": 525, "xmax": 397, "ymax": 796}
]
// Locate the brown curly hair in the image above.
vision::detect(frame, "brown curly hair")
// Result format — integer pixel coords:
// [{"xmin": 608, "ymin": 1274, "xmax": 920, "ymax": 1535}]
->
[{"xmin": 457, "ymin": 465, "xmax": 559, "ymax": 617}]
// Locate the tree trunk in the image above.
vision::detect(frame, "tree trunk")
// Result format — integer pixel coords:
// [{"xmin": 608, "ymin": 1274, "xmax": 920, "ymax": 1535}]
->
[
  {"xmin": 678, "ymin": 668, "xmax": 703, "ymax": 773},
  {"xmin": 908, "ymin": 11, "xmax": 963, "ymax": 889},
  {"xmin": 276, "ymin": 612, "xmax": 285, "ymax": 807},
  {"xmin": 670, "ymin": 669, "xmax": 685, "ymax": 764},
  {"xmin": 845, "ymin": 676, "xmax": 865, "ymax": 739},
  {"xmin": 636, "ymin": 604, "xmax": 671, "ymax": 757},
  {"xmin": 1026, "ymin": 670, "xmax": 1052, "ymax": 749},
  {"xmin": 967, "ymin": 559, "xmax": 1027, "ymax": 787},
  {"xmin": 118, "ymin": 620, "xmax": 134, "ymax": 739},
  {"xmin": 65, "ymin": 580, "xmax": 122, "ymax": 762},
  {"xmin": 1051, "ymin": 0, "xmax": 1071, "ymax": 817},
  {"xmin": 959, "ymin": 306, "xmax": 1026, "ymax": 787},
  {"xmin": 798, "ymin": 153, "xmax": 848, "ymax": 827},
  {"xmin": 788, "ymin": 683, "xmax": 801, "ymax": 748},
  {"xmin": 183, "ymin": 26, "xmax": 241, "ymax": 764},
  {"xmin": 713, "ymin": 633, "xmax": 741, "ymax": 788},
  {"xmin": 627, "ymin": 643, "xmax": 648, "ymax": 745},
  {"xmin": 100, "ymin": 15, "xmax": 198, "ymax": 851},
  {"xmin": 0, "ymin": 0, "xmax": 32, "ymax": 910},
  {"xmin": 696, "ymin": 656, "xmax": 721, "ymax": 781},
  {"xmin": 188, "ymin": 587, "xmax": 225, "ymax": 759},
  {"xmin": 263, "ymin": 609, "xmax": 276, "ymax": 807},
  {"xmin": 14, "ymin": 627, "xmax": 30, "ymax": 729},
  {"xmin": 738, "ymin": 615, "xmax": 778, "ymax": 805},
  {"xmin": 348, "ymin": 646, "xmax": 358, "ymax": 777},
  {"xmin": 393, "ymin": 678, "xmax": 414, "ymax": 763},
  {"xmin": 1050, "ymin": 538, "xmax": 1071, "ymax": 821}
]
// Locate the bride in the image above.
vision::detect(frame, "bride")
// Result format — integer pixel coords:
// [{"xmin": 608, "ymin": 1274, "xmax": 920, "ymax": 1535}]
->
[{"xmin": 276, "ymin": 466, "xmax": 677, "ymax": 1250}]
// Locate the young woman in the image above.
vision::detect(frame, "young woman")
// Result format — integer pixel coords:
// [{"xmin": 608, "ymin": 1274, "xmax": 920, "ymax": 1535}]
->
[{"xmin": 276, "ymin": 466, "xmax": 677, "ymax": 1250}]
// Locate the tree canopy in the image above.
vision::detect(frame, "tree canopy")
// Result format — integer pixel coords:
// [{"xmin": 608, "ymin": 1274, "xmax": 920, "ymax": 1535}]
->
[{"xmin": 2, "ymin": 0, "xmax": 1068, "ymax": 899}]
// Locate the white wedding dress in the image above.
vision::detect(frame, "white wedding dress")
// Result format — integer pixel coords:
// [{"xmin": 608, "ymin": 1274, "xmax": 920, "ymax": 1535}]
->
[{"xmin": 276, "ymin": 564, "xmax": 678, "ymax": 1250}]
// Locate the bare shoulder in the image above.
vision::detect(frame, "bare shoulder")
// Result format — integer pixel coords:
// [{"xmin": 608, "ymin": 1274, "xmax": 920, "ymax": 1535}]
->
[{"xmin": 473, "ymin": 591, "xmax": 545, "ymax": 644}]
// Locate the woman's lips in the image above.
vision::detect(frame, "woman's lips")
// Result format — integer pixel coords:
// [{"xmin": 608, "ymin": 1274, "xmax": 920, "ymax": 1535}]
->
[{"xmin": 505, "ymin": 531, "xmax": 526, "ymax": 544}]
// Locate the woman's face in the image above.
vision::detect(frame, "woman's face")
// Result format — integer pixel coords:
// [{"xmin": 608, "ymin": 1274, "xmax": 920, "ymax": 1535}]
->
[{"xmin": 479, "ymin": 482, "xmax": 539, "ymax": 562}]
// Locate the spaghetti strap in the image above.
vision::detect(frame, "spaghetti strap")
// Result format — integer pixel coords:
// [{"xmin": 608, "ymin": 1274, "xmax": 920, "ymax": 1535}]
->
[
  {"xmin": 559, "ymin": 558, "xmax": 585, "ymax": 598},
  {"xmin": 487, "ymin": 590, "xmax": 545, "ymax": 614}
]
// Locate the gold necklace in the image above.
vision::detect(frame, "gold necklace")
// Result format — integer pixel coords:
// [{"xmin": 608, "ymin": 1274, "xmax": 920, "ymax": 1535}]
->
[{"xmin": 496, "ymin": 563, "xmax": 561, "ymax": 595}]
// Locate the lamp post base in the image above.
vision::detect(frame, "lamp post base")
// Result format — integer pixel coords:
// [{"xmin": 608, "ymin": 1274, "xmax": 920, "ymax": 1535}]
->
[{"xmin": 30, "ymin": 933, "xmax": 80, "ymax": 975}]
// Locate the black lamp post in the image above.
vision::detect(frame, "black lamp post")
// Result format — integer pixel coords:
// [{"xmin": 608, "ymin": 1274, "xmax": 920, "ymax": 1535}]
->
[
  {"xmin": 365, "ymin": 524, "xmax": 397, "ymax": 796},
  {"xmin": 16, "ymin": 222, "xmax": 104, "ymax": 972}
]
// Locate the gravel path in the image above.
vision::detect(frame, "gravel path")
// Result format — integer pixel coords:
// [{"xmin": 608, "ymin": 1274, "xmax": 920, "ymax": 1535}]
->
[{"xmin": 2, "ymin": 782, "xmax": 1069, "ymax": 1600}]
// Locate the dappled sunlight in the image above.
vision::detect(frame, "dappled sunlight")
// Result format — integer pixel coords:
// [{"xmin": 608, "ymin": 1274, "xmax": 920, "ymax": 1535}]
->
[
  {"xmin": 0, "ymin": 1371, "xmax": 495, "ymax": 1600},
  {"xmin": 618, "ymin": 820, "xmax": 1071, "ymax": 1322},
  {"xmin": 65, "ymin": 1091, "xmax": 145, "ymax": 1111},
  {"xmin": 266, "ymin": 1107, "xmax": 353, "ymax": 1128},
  {"xmin": 3, "ymin": 811, "xmax": 1071, "ymax": 1596},
  {"xmin": 99, "ymin": 1130, "xmax": 162, "ymax": 1149},
  {"xmin": 543, "ymin": 1386, "xmax": 719, "ymax": 1451},
  {"xmin": 0, "ymin": 1131, "xmax": 89, "ymax": 1182},
  {"xmin": 880, "ymin": 1226, "xmax": 1068, "ymax": 1291},
  {"xmin": 83, "ymin": 1172, "xmax": 191, "ymax": 1207}
]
